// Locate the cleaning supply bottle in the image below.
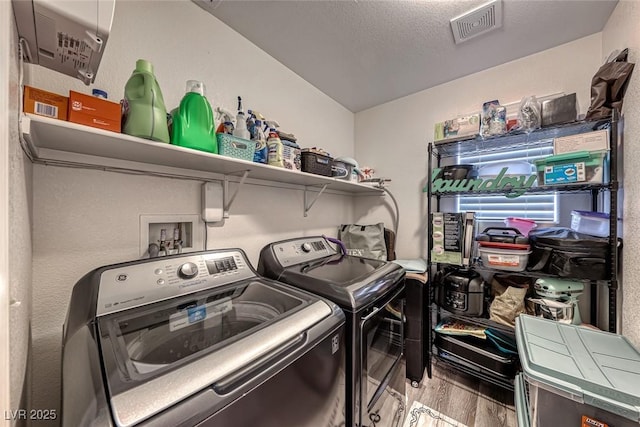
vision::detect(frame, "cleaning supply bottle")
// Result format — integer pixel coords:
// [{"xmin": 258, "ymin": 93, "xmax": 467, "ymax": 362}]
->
[
  {"xmin": 123, "ymin": 59, "xmax": 170, "ymax": 143},
  {"xmin": 253, "ymin": 119, "xmax": 268, "ymax": 164},
  {"xmin": 171, "ymin": 80, "xmax": 217, "ymax": 153},
  {"xmin": 214, "ymin": 106, "xmax": 236, "ymax": 134},
  {"xmin": 233, "ymin": 96, "xmax": 250, "ymax": 140},
  {"xmin": 267, "ymin": 127, "xmax": 284, "ymax": 167}
]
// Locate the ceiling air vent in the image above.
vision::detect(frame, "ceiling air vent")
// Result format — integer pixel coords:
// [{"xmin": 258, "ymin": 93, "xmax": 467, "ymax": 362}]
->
[{"xmin": 450, "ymin": 0, "xmax": 502, "ymax": 44}]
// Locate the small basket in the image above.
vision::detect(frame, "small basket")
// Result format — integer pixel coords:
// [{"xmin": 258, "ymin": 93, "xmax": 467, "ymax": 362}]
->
[
  {"xmin": 217, "ymin": 133, "xmax": 255, "ymax": 162},
  {"xmin": 301, "ymin": 151, "xmax": 332, "ymax": 176},
  {"xmin": 331, "ymin": 160, "xmax": 352, "ymax": 180}
]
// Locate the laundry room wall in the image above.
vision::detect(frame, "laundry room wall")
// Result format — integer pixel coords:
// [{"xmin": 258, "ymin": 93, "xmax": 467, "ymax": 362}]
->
[
  {"xmin": 6, "ymin": 1, "xmax": 34, "ymax": 422},
  {"xmin": 353, "ymin": 33, "xmax": 603, "ymax": 260},
  {"xmin": 24, "ymin": 0, "xmax": 358, "ymax": 417},
  {"xmin": 602, "ymin": 0, "xmax": 640, "ymax": 345}
]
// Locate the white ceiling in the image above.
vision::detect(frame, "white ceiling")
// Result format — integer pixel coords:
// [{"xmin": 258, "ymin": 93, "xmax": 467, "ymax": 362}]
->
[{"xmin": 195, "ymin": 0, "xmax": 618, "ymax": 113}]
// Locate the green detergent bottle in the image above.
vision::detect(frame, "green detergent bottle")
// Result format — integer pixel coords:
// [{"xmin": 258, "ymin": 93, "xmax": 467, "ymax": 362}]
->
[
  {"xmin": 171, "ymin": 80, "xmax": 217, "ymax": 153},
  {"xmin": 123, "ymin": 59, "xmax": 170, "ymax": 143}
]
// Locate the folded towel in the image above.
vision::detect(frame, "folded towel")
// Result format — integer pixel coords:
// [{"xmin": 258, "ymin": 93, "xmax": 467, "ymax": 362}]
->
[{"xmin": 392, "ymin": 258, "xmax": 427, "ymax": 273}]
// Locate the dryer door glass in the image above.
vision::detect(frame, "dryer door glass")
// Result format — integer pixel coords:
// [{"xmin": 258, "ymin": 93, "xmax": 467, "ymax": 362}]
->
[{"xmin": 98, "ymin": 280, "xmax": 307, "ymax": 383}]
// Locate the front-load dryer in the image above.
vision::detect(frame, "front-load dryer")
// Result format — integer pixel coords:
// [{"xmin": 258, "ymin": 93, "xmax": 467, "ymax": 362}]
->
[{"xmin": 62, "ymin": 249, "xmax": 346, "ymax": 427}]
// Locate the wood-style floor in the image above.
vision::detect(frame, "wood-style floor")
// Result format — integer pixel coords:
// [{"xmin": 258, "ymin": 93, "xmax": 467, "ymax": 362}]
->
[{"xmin": 404, "ymin": 361, "xmax": 516, "ymax": 427}]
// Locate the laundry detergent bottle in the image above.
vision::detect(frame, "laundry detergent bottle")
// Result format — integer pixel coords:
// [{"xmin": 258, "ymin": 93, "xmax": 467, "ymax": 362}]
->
[
  {"xmin": 171, "ymin": 80, "xmax": 217, "ymax": 153},
  {"xmin": 267, "ymin": 128, "xmax": 284, "ymax": 167},
  {"xmin": 123, "ymin": 59, "xmax": 170, "ymax": 143}
]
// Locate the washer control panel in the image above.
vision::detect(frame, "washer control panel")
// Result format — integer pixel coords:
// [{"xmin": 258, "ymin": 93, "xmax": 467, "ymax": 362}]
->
[
  {"xmin": 97, "ymin": 250, "xmax": 253, "ymax": 316},
  {"xmin": 271, "ymin": 237, "xmax": 335, "ymax": 267}
]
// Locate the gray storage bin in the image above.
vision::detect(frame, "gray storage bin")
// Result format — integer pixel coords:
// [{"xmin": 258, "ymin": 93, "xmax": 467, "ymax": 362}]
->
[{"xmin": 516, "ymin": 315, "xmax": 640, "ymax": 427}]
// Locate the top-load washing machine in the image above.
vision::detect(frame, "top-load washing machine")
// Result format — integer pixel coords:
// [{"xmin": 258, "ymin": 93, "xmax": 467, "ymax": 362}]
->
[
  {"xmin": 62, "ymin": 249, "xmax": 346, "ymax": 427},
  {"xmin": 258, "ymin": 236, "xmax": 406, "ymax": 427}
]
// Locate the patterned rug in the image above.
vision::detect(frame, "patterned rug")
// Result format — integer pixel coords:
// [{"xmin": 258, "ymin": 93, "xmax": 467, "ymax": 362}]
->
[{"xmin": 401, "ymin": 400, "xmax": 468, "ymax": 427}]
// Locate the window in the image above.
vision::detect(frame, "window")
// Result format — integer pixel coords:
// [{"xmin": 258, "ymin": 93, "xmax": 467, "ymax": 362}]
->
[{"xmin": 456, "ymin": 144, "xmax": 558, "ymax": 222}]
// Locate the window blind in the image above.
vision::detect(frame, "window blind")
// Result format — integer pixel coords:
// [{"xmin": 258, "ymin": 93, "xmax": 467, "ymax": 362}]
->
[{"xmin": 457, "ymin": 143, "xmax": 558, "ymax": 222}]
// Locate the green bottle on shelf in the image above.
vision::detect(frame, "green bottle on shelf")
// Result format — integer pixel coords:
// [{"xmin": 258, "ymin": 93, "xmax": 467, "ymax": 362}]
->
[
  {"xmin": 123, "ymin": 59, "xmax": 170, "ymax": 143},
  {"xmin": 171, "ymin": 80, "xmax": 217, "ymax": 153}
]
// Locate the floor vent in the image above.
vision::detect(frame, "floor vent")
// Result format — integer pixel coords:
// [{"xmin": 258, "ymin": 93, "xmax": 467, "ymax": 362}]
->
[{"xmin": 450, "ymin": 0, "xmax": 502, "ymax": 44}]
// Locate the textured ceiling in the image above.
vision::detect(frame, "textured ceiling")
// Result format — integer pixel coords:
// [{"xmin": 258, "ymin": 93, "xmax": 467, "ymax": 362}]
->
[{"xmin": 195, "ymin": 0, "xmax": 618, "ymax": 112}]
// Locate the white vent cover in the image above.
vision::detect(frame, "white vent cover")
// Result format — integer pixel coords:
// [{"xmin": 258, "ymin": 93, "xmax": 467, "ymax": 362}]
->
[{"xmin": 450, "ymin": 0, "xmax": 503, "ymax": 44}]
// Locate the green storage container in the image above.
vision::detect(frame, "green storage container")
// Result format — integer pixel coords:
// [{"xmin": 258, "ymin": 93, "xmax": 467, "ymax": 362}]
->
[
  {"xmin": 515, "ymin": 315, "xmax": 640, "ymax": 427},
  {"xmin": 534, "ymin": 150, "xmax": 608, "ymax": 186}
]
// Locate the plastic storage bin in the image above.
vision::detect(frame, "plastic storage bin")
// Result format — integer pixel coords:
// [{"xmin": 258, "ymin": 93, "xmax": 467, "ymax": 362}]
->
[
  {"xmin": 515, "ymin": 315, "xmax": 640, "ymax": 427},
  {"xmin": 216, "ymin": 133, "xmax": 255, "ymax": 162},
  {"xmin": 478, "ymin": 246, "xmax": 530, "ymax": 271},
  {"xmin": 477, "ymin": 160, "xmax": 534, "ymax": 178},
  {"xmin": 570, "ymin": 210, "xmax": 610, "ymax": 237},
  {"xmin": 534, "ymin": 150, "xmax": 608, "ymax": 186},
  {"xmin": 301, "ymin": 151, "xmax": 332, "ymax": 176},
  {"xmin": 504, "ymin": 218, "xmax": 537, "ymax": 236}
]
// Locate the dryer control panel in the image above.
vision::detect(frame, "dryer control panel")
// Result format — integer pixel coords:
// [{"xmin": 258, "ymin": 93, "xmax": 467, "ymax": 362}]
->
[
  {"xmin": 97, "ymin": 250, "xmax": 255, "ymax": 316},
  {"xmin": 271, "ymin": 237, "xmax": 335, "ymax": 267}
]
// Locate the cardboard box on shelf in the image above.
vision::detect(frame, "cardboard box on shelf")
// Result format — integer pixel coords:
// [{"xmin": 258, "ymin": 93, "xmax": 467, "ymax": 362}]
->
[
  {"xmin": 23, "ymin": 86, "xmax": 68, "ymax": 121},
  {"xmin": 68, "ymin": 91, "xmax": 121, "ymax": 133}
]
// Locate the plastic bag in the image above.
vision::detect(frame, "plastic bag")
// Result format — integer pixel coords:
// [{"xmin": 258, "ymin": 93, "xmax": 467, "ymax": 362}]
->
[
  {"xmin": 585, "ymin": 48, "xmax": 635, "ymax": 120},
  {"xmin": 338, "ymin": 223, "xmax": 387, "ymax": 260},
  {"xmin": 480, "ymin": 100, "xmax": 507, "ymax": 137},
  {"xmin": 517, "ymin": 95, "xmax": 541, "ymax": 132}
]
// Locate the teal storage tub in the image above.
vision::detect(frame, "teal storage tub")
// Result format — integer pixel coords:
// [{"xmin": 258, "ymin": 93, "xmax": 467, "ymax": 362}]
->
[
  {"xmin": 216, "ymin": 133, "xmax": 255, "ymax": 162},
  {"xmin": 515, "ymin": 315, "xmax": 640, "ymax": 427},
  {"xmin": 534, "ymin": 150, "xmax": 608, "ymax": 186}
]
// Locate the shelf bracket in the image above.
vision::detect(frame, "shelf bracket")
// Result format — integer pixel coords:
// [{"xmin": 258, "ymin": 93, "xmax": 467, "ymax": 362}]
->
[
  {"xmin": 304, "ymin": 184, "xmax": 328, "ymax": 217},
  {"xmin": 223, "ymin": 170, "xmax": 250, "ymax": 218}
]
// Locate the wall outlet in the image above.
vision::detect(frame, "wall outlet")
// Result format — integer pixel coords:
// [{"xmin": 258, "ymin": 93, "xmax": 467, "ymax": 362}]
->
[{"xmin": 140, "ymin": 214, "xmax": 203, "ymax": 257}]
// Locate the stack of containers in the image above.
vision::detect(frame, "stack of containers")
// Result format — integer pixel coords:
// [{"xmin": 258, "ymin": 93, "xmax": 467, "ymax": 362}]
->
[
  {"xmin": 475, "ymin": 227, "xmax": 531, "ymax": 272},
  {"xmin": 515, "ymin": 315, "xmax": 640, "ymax": 427},
  {"xmin": 534, "ymin": 128, "xmax": 610, "ymax": 187}
]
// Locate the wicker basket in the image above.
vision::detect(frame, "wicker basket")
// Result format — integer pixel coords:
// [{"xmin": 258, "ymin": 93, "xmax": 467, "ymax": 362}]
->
[{"xmin": 301, "ymin": 151, "xmax": 332, "ymax": 176}]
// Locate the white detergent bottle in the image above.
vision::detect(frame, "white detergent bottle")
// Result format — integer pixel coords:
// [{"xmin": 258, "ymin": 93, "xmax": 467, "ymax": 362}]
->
[
  {"xmin": 233, "ymin": 96, "xmax": 250, "ymax": 140},
  {"xmin": 267, "ymin": 128, "xmax": 284, "ymax": 167}
]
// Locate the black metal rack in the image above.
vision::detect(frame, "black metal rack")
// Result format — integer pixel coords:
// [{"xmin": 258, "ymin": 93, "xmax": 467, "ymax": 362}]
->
[{"xmin": 426, "ymin": 113, "xmax": 620, "ymax": 387}]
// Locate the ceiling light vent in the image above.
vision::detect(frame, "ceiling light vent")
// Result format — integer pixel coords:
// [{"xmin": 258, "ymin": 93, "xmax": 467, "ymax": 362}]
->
[{"xmin": 450, "ymin": 0, "xmax": 502, "ymax": 44}]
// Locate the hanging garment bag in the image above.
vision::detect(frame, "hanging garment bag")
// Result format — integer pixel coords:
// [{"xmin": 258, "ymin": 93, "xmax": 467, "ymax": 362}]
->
[{"xmin": 527, "ymin": 227, "xmax": 609, "ymax": 280}]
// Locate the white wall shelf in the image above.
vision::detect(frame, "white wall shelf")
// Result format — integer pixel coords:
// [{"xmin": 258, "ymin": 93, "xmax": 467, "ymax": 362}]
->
[{"xmin": 20, "ymin": 114, "xmax": 383, "ymax": 215}]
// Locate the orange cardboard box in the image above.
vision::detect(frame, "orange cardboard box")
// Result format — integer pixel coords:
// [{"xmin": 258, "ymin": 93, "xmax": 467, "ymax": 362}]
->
[
  {"xmin": 23, "ymin": 86, "xmax": 68, "ymax": 120},
  {"xmin": 68, "ymin": 90, "xmax": 121, "ymax": 133}
]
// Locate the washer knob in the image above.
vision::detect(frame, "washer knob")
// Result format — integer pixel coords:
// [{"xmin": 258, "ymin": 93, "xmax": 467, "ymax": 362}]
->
[
  {"xmin": 301, "ymin": 242, "xmax": 312, "ymax": 253},
  {"xmin": 178, "ymin": 262, "xmax": 199, "ymax": 279}
]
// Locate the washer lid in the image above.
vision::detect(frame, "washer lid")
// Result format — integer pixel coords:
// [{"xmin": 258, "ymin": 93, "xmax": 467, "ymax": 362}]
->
[
  {"xmin": 281, "ymin": 255, "xmax": 405, "ymax": 310},
  {"xmin": 516, "ymin": 315, "xmax": 640, "ymax": 422},
  {"xmin": 98, "ymin": 278, "xmax": 334, "ymax": 427}
]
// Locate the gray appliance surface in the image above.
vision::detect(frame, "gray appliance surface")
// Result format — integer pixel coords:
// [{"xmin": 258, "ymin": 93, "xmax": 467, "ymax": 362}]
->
[
  {"xmin": 257, "ymin": 236, "xmax": 407, "ymax": 427},
  {"xmin": 515, "ymin": 314, "xmax": 640, "ymax": 422},
  {"xmin": 62, "ymin": 249, "xmax": 346, "ymax": 427},
  {"xmin": 257, "ymin": 236, "xmax": 405, "ymax": 311}
]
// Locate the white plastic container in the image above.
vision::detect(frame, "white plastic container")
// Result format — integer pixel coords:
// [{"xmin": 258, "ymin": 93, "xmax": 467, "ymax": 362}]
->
[
  {"xmin": 477, "ymin": 160, "xmax": 534, "ymax": 178},
  {"xmin": 478, "ymin": 246, "xmax": 530, "ymax": 271},
  {"xmin": 570, "ymin": 210, "xmax": 610, "ymax": 237}
]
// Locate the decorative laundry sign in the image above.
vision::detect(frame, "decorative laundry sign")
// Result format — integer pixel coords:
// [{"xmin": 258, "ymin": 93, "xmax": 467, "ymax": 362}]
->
[{"xmin": 426, "ymin": 167, "xmax": 537, "ymax": 198}]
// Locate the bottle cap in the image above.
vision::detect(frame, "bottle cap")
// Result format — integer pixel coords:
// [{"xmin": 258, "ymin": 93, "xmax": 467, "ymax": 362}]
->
[
  {"xmin": 92, "ymin": 89, "xmax": 108, "ymax": 99},
  {"xmin": 135, "ymin": 59, "xmax": 153, "ymax": 73},
  {"xmin": 186, "ymin": 80, "xmax": 205, "ymax": 96}
]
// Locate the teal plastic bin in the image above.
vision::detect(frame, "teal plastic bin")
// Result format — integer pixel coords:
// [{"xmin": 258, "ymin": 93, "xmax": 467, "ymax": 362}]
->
[
  {"xmin": 534, "ymin": 150, "xmax": 608, "ymax": 186},
  {"xmin": 516, "ymin": 315, "xmax": 640, "ymax": 427}
]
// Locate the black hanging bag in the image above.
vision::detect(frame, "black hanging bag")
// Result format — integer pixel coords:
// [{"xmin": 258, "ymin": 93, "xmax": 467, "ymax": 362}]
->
[{"xmin": 527, "ymin": 227, "xmax": 609, "ymax": 280}]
